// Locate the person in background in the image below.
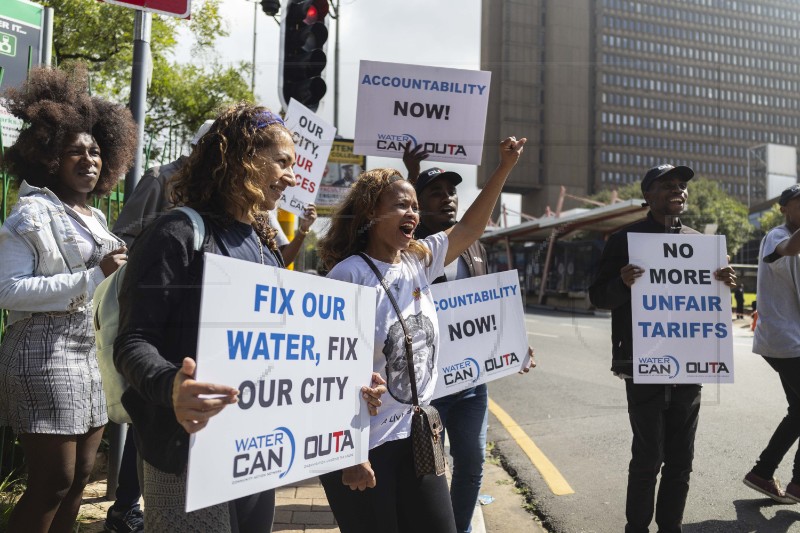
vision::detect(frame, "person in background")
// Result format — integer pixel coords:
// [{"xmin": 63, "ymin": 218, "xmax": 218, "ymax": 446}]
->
[
  {"xmin": 317, "ymin": 136, "xmax": 526, "ymax": 533},
  {"xmin": 113, "ymin": 103, "xmax": 383, "ymax": 531},
  {"xmin": 403, "ymin": 145, "xmax": 535, "ymax": 533},
  {"xmin": 0, "ymin": 65, "xmax": 136, "ymax": 533},
  {"xmin": 743, "ymin": 184, "xmax": 800, "ymax": 505},
  {"xmin": 589, "ymin": 163, "xmax": 736, "ymax": 533},
  {"xmin": 734, "ymin": 284, "xmax": 745, "ymax": 320},
  {"xmin": 113, "ymin": 120, "xmax": 316, "ymax": 265}
]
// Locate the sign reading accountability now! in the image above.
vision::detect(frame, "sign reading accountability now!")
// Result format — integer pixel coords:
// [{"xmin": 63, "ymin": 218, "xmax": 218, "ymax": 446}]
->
[
  {"xmin": 186, "ymin": 255, "xmax": 375, "ymax": 512},
  {"xmin": 628, "ymin": 234, "xmax": 734, "ymax": 384},
  {"xmin": 354, "ymin": 60, "xmax": 491, "ymax": 165},
  {"xmin": 430, "ymin": 271, "xmax": 528, "ymax": 399},
  {"xmin": 281, "ymin": 99, "xmax": 336, "ymax": 217}
]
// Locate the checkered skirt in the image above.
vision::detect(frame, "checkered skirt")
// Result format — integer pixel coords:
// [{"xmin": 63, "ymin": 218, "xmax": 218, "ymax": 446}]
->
[{"xmin": 0, "ymin": 306, "xmax": 107, "ymax": 434}]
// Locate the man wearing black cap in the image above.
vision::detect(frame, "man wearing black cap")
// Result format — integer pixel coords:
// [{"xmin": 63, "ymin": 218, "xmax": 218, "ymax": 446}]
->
[
  {"xmin": 743, "ymin": 183, "xmax": 800, "ymax": 505},
  {"xmin": 589, "ymin": 164, "xmax": 736, "ymax": 533},
  {"xmin": 404, "ymin": 162, "xmax": 489, "ymax": 533}
]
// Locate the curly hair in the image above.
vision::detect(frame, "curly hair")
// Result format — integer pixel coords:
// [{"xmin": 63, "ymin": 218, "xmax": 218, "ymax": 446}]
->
[
  {"xmin": 318, "ymin": 168, "xmax": 432, "ymax": 270},
  {"xmin": 1, "ymin": 65, "xmax": 137, "ymax": 197},
  {"xmin": 170, "ymin": 103, "xmax": 291, "ymax": 251}
]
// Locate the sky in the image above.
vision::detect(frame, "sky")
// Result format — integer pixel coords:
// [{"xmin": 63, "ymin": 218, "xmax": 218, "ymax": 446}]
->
[{"xmin": 173, "ymin": 0, "xmax": 522, "ymax": 224}]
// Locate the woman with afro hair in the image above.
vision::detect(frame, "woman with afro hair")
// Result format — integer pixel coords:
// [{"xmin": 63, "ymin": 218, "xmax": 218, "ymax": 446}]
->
[{"xmin": 0, "ymin": 65, "xmax": 137, "ymax": 532}]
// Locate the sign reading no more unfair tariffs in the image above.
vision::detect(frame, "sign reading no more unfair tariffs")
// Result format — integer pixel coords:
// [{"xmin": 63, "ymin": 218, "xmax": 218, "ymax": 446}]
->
[
  {"xmin": 629, "ymin": 234, "xmax": 734, "ymax": 384},
  {"xmin": 186, "ymin": 254, "xmax": 374, "ymax": 512}
]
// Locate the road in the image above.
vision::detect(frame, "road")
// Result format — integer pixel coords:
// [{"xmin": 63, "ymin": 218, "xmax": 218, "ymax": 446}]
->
[{"xmin": 487, "ymin": 309, "xmax": 800, "ymax": 533}]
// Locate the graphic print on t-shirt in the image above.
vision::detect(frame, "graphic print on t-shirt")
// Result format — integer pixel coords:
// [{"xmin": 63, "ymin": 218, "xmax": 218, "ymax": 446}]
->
[{"xmin": 382, "ymin": 312, "xmax": 436, "ymax": 403}]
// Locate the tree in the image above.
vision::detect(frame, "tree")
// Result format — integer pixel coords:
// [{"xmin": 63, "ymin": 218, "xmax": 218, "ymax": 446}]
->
[
  {"xmin": 42, "ymin": 0, "xmax": 253, "ymax": 151},
  {"xmin": 590, "ymin": 177, "xmax": 753, "ymax": 255},
  {"xmin": 759, "ymin": 203, "xmax": 784, "ymax": 233},
  {"xmin": 681, "ymin": 177, "xmax": 752, "ymax": 256}
]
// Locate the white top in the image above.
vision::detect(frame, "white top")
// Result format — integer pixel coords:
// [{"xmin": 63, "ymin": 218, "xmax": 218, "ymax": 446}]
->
[
  {"xmin": 753, "ymin": 224, "xmax": 800, "ymax": 359},
  {"xmin": 327, "ymin": 232, "xmax": 449, "ymax": 449},
  {"xmin": 70, "ymin": 212, "xmax": 118, "ymax": 262}
]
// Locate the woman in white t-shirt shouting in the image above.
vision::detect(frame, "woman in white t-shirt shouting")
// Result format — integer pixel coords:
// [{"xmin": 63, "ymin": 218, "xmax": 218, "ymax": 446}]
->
[{"xmin": 317, "ymin": 136, "xmax": 526, "ymax": 533}]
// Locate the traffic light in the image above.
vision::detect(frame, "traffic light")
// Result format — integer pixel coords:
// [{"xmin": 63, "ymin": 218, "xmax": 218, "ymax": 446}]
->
[
  {"xmin": 261, "ymin": 0, "xmax": 280, "ymax": 16},
  {"xmin": 280, "ymin": 0, "xmax": 329, "ymax": 112}
]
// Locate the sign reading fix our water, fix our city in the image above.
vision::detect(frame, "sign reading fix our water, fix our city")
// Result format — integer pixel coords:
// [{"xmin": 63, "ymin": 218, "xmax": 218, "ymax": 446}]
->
[
  {"xmin": 185, "ymin": 255, "xmax": 374, "ymax": 512},
  {"xmin": 629, "ymin": 233, "xmax": 734, "ymax": 384}
]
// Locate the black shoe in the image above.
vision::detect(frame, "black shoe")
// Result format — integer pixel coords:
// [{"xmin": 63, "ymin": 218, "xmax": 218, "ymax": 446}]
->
[{"xmin": 105, "ymin": 505, "xmax": 145, "ymax": 532}]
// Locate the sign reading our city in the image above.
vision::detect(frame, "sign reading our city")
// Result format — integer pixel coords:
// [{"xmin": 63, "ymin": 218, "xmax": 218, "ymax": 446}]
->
[
  {"xmin": 281, "ymin": 98, "xmax": 336, "ymax": 217},
  {"xmin": 354, "ymin": 60, "xmax": 491, "ymax": 165},
  {"xmin": 628, "ymin": 234, "xmax": 734, "ymax": 384},
  {"xmin": 430, "ymin": 270, "xmax": 529, "ymax": 399},
  {"xmin": 186, "ymin": 254, "xmax": 374, "ymax": 512}
]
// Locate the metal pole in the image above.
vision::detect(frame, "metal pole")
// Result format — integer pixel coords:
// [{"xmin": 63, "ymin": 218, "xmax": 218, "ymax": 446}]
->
[
  {"xmin": 124, "ymin": 10, "xmax": 152, "ymax": 200},
  {"xmin": 41, "ymin": 8, "xmax": 54, "ymax": 67},
  {"xmin": 333, "ymin": 0, "xmax": 340, "ymax": 128},
  {"xmin": 746, "ymin": 148, "xmax": 750, "ymax": 209},
  {"xmin": 251, "ymin": 0, "xmax": 257, "ymax": 94}
]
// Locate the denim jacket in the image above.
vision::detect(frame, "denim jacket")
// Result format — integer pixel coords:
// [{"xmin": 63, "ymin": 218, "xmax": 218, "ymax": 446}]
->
[{"xmin": 0, "ymin": 181, "xmax": 122, "ymax": 326}]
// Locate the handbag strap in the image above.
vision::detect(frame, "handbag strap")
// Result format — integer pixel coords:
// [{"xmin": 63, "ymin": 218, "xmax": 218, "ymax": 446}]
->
[{"xmin": 357, "ymin": 252, "xmax": 420, "ymax": 407}]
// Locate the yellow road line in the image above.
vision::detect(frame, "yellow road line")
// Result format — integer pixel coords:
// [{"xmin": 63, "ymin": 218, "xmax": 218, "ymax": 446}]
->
[{"xmin": 488, "ymin": 397, "xmax": 575, "ymax": 496}]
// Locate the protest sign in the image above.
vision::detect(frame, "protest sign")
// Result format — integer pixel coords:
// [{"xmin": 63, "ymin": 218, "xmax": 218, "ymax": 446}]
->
[
  {"xmin": 0, "ymin": 101, "xmax": 22, "ymax": 149},
  {"xmin": 354, "ymin": 60, "xmax": 491, "ymax": 165},
  {"xmin": 281, "ymin": 99, "xmax": 336, "ymax": 217},
  {"xmin": 318, "ymin": 139, "xmax": 365, "ymax": 216},
  {"xmin": 186, "ymin": 254, "xmax": 375, "ymax": 512},
  {"xmin": 430, "ymin": 271, "xmax": 528, "ymax": 399},
  {"xmin": 628, "ymin": 234, "xmax": 734, "ymax": 384}
]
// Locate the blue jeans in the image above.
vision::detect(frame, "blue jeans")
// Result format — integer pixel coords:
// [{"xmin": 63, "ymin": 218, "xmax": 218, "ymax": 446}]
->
[{"xmin": 432, "ymin": 383, "xmax": 488, "ymax": 533}]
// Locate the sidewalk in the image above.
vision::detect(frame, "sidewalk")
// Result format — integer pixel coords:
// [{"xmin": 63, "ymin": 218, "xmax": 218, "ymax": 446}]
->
[{"xmin": 77, "ymin": 448, "xmax": 545, "ymax": 532}]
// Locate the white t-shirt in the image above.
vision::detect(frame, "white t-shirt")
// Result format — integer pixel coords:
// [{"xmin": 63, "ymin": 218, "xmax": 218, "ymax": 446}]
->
[
  {"xmin": 326, "ymin": 232, "xmax": 449, "ymax": 449},
  {"xmin": 753, "ymin": 224, "xmax": 800, "ymax": 359}
]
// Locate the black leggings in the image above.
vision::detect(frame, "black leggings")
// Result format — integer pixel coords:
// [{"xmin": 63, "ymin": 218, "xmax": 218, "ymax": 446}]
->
[{"xmin": 320, "ymin": 437, "xmax": 456, "ymax": 533}]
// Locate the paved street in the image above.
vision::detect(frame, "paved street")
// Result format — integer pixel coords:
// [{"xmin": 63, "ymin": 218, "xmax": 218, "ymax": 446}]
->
[{"xmin": 488, "ymin": 309, "xmax": 800, "ymax": 533}]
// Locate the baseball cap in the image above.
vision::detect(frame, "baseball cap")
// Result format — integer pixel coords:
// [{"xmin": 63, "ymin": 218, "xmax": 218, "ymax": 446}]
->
[
  {"xmin": 640, "ymin": 164, "xmax": 694, "ymax": 195},
  {"xmin": 190, "ymin": 119, "xmax": 215, "ymax": 146},
  {"xmin": 779, "ymin": 184, "xmax": 800, "ymax": 206},
  {"xmin": 414, "ymin": 167, "xmax": 463, "ymax": 193}
]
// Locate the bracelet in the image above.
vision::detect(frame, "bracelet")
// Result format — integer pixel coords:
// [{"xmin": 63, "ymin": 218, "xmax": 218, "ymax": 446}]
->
[{"xmin": 297, "ymin": 227, "xmax": 310, "ymax": 236}]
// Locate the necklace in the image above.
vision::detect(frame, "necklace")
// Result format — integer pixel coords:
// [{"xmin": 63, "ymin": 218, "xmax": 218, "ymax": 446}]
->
[{"xmin": 253, "ymin": 232, "xmax": 264, "ymax": 265}]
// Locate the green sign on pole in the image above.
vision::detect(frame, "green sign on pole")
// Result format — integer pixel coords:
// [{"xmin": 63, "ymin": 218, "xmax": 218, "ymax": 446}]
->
[{"xmin": 0, "ymin": 0, "xmax": 43, "ymax": 90}]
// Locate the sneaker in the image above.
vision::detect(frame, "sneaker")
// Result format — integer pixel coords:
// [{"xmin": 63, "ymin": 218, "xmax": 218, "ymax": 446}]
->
[
  {"xmin": 786, "ymin": 482, "xmax": 800, "ymax": 503},
  {"xmin": 743, "ymin": 471, "xmax": 796, "ymax": 504},
  {"xmin": 104, "ymin": 505, "xmax": 144, "ymax": 533}
]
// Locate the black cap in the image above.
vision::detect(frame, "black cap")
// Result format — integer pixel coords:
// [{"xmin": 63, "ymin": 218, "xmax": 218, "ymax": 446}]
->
[
  {"xmin": 641, "ymin": 164, "xmax": 694, "ymax": 195},
  {"xmin": 779, "ymin": 184, "xmax": 800, "ymax": 206},
  {"xmin": 414, "ymin": 167, "xmax": 462, "ymax": 193}
]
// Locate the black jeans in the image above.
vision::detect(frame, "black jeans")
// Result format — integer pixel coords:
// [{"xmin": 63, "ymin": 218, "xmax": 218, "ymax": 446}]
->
[
  {"xmin": 752, "ymin": 356, "xmax": 800, "ymax": 485},
  {"xmin": 625, "ymin": 382, "xmax": 701, "ymax": 533},
  {"xmin": 319, "ymin": 437, "xmax": 456, "ymax": 533}
]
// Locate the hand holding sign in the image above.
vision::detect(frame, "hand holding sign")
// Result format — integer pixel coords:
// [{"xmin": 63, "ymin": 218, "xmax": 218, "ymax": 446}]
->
[
  {"xmin": 361, "ymin": 372, "xmax": 387, "ymax": 416},
  {"xmin": 172, "ymin": 358, "xmax": 238, "ymax": 434},
  {"xmin": 342, "ymin": 461, "xmax": 376, "ymax": 491},
  {"xmin": 621, "ymin": 264, "xmax": 645, "ymax": 288}
]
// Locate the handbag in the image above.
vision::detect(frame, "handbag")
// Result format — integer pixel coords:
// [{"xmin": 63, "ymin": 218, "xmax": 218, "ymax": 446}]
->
[{"xmin": 358, "ymin": 253, "xmax": 446, "ymax": 477}]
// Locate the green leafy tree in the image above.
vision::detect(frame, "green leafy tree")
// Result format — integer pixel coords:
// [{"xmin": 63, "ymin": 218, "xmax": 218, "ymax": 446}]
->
[
  {"xmin": 681, "ymin": 177, "xmax": 752, "ymax": 256},
  {"xmin": 759, "ymin": 203, "xmax": 784, "ymax": 233},
  {"xmin": 43, "ymin": 0, "xmax": 253, "ymax": 151},
  {"xmin": 591, "ymin": 177, "xmax": 753, "ymax": 255}
]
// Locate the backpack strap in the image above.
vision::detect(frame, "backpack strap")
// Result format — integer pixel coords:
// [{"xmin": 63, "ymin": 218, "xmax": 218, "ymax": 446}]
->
[{"xmin": 173, "ymin": 206, "xmax": 206, "ymax": 251}]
